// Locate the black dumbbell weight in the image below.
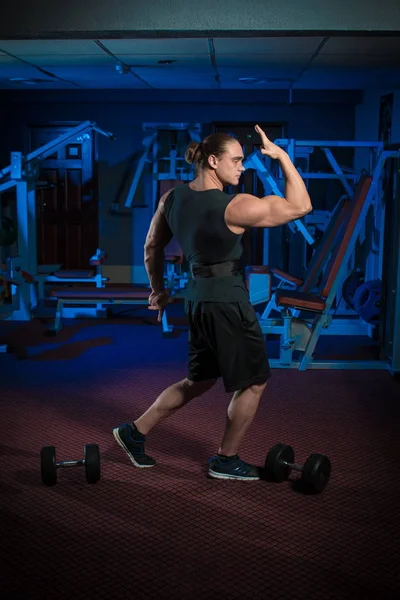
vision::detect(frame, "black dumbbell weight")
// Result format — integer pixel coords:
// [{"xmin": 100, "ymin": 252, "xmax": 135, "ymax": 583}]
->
[
  {"xmin": 264, "ymin": 443, "xmax": 295, "ymax": 482},
  {"xmin": 265, "ymin": 443, "xmax": 331, "ymax": 493},
  {"xmin": 301, "ymin": 452, "xmax": 331, "ymax": 494},
  {"xmin": 40, "ymin": 444, "xmax": 101, "ymax": 486}
]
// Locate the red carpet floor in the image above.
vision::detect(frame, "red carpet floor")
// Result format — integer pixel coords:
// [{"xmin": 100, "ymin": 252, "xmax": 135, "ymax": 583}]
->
[{"xmin": 0, "ymin": 315, "xmax": 399, "ymax": 599}]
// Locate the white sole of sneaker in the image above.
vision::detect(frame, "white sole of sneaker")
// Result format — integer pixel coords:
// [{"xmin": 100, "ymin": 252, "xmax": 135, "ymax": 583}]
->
[
  {"xmin": 112, "ymin": 428, "xmax": 155, "ymax": 468},
  {"xmin": 208, "ymin": 469, "xmax": 259, "ymax": 481}
]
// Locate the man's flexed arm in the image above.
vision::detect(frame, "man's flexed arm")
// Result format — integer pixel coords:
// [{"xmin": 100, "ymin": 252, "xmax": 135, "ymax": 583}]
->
[{"xmin": 225, "ymin": 125, "xmax": 312, "ymax": 230}]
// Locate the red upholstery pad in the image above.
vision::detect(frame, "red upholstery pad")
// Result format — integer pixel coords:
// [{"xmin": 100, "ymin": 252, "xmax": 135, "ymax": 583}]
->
[
  {"xmin": 275, "ymin": 289, "xmax": 326, "ymax": 312},
  {"xmin": 246, "ymin": 265, "xmax": 271, "ymax": 275},
  {"xmin": 165, "ymin": 255, "xmax": 182, "ymax": 264},
  {"xmin": 271, "ymin": 267, "xmax": 303, "ymax": 286},
  {"xmin": 52, "ymin": 270, "xmax": 95, "ymax": 278}
]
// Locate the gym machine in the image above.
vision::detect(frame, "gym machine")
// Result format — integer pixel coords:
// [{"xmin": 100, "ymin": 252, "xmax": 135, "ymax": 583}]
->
[
  {"xmin": 0, "ymin": 121, "xmax": 116, "ymax": 321},
  {"xmin": 245, "ymin": 139, "xmax": 385, "ymax": 318},
  {"xmin": 121, "ymin": 123, "xmax": 199, "ymax": 289},
  {"xmin": 254, "ymin": 148, "xmax": 400, "ymax": 372},
  {"xmin": 123, "ymin": 122, "xmax": 200, "ymax": 212}
]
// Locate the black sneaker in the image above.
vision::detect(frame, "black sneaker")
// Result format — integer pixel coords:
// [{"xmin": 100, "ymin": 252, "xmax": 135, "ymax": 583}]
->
[
  {"xmin": 113, "ymin": 422, "xmax": 156, "ymax": 468},
  {"xmin": 208, "ymin": 454, "xmax": 260, "ymax": 481}
]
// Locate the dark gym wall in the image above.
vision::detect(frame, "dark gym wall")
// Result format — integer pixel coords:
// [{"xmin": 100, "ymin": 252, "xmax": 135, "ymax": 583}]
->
[
  {"xmin": 0, "ymin": 0, "xmax": 398, "ymax": 37},
  {"xmin": 1, "ymin": 1, "xmax": 398, "ymax": 281},
  {"xmin": 355, "ymin": 91, "xmax": 400, "ymax": 173},
  {"xmin": 0, "ymin": 89, "xmax": 358, "ymax": 281}
]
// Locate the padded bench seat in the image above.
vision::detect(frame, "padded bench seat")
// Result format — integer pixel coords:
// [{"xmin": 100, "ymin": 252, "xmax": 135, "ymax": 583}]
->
[
  {"xmin": 271, "ymin": 268, "xmax": 303, "ymax": 287},
  {"xmin": 47, "ymin": 287, "xmax": 174, "ymax": 336},
  {"xmin": 51, "ymin": 269, "xmax": 96, "ymax": 279},
  {"xmin": 275, "ymin": 289, "xmax": 326, "ymax": 312},
  {"xmin": 165, "ymin": 254, "xmax": 183, "ymax": 264}
]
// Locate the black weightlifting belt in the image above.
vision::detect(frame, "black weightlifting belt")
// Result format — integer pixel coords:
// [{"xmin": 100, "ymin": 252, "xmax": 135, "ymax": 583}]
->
[{"xmin": 190, "ymin": 260, "xmax": 242, "ymax": 279}]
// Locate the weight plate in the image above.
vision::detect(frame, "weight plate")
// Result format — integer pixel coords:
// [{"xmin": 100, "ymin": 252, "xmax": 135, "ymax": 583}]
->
[
  {"xmin": 41, "ymin": 446, "xmax": 57, "ymax": 486},
  {"xmin": 302, "ymin": 453, "xmax": 331, "ymax": 493},
  {"xmin": 265, "ymin": 443, "xmax": 294, "ymax": 482},
  {"xmin": 342, "ymin": 271, "xmax": 365, "ymax": 310},
  {"xmin": 84, "ymin": 444, "xmax": 101, "ymax": 484},
  {"xmin": 353, "ymin": 279, "xmax": 382, "ymax": 325}
]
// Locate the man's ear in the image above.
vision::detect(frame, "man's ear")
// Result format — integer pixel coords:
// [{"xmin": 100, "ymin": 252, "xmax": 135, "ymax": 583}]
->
[{"xmin": 207, "ymin": 154, "xmax": 218, "ymax": 170}]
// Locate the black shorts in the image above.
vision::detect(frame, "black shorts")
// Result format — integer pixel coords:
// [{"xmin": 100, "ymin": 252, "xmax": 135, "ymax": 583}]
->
[{"xmin": 185, "ymin": 300, "xmax": 271, "ymax": 393}]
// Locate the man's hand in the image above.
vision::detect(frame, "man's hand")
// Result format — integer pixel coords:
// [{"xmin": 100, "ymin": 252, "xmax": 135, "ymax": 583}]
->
[
  {"xmin": 255, "ymin": 124, "xmax": 284, "ymax": 160},
  {"xmin": 148, "ymin": 290, "xmax": 170, "ymax": 322}
]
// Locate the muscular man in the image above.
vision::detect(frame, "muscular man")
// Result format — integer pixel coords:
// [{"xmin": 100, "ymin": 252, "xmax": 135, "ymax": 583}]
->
[{"xmin": 113, "ymin": 125, "xmax": 312, "ymax": 480}]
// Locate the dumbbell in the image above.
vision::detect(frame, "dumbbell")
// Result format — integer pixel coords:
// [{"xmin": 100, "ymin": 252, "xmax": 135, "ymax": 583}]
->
[
  {"xmin": 40, "ymin": 444, "xmax": 101, "ymax": 486},
  {"xmin": 265, "ymin": 443, "xmax": 331, "ymax": 494}
]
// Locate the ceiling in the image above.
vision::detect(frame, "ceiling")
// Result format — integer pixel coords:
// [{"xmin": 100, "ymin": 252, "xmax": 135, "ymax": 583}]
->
[{"xmin": 0, "ymin": 36, "xmax": 399, "ymax": 91}]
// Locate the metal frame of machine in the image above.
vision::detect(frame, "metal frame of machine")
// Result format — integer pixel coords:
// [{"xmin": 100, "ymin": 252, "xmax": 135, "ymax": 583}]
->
[
  {"xmin": 0, "ymin": 121, "xmax": 115, "ymax": 321},
  {"xmin": 245, "ymin": 138, "xmax": 388, "ymax": 333},
  {"xmin": 248, "ymin": 148, "xmax": 399, "ymax": 371},
  {"xmin": 123, "ymin": 122, "xmax": 200, "ymax": 212}
]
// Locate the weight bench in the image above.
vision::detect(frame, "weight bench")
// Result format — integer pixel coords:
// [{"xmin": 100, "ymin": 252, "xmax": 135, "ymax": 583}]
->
[
  {"xmin": 36, "ymin": 249, "xmax": 109, "ymax": 301},
  {"xmin": 47, "ymin": 288, "xmax": 174, "ymax": 336},
  {"xmin": 266, "ymin": 196, "xmax": 350, "ymax": 316},
  {"xmin": 259, "ymin": 172, "xmax": 380, "ymax": 370}
]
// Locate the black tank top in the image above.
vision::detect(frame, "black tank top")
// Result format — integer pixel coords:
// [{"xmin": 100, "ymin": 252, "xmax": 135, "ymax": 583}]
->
[{"xmin": 164, "ymin": 185, "xmax": 249, "ymax": 302}]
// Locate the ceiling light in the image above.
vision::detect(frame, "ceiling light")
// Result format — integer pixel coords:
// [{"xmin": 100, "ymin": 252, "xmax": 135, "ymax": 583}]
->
[
  {"xmin": 115, "ymin": 64, "xmax": 131, "ymax": 75},
  {"xmin": 239, "ymin": 76, "xmax": 294, "ymax": 84},
  {"xmin": 239, "ymin": 77, "xmax": 264, "ymax": 84},
  {"xmin": 9, "ymin": 78, "xmax": 37, "ymax": 84}
]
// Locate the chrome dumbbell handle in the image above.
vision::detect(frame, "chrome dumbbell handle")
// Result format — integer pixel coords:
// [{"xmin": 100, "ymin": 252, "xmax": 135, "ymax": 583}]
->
[
  {"xmin": 282, "ymin": 460, "xmax": 303, "ymax": 471},
  {"xmin": 56, "ymin": 459, "xmax": 85, "ymax": 468}
]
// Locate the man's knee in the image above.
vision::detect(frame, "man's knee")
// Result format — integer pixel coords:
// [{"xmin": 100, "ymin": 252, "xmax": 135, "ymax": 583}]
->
[
  {"xmin": 181, "ymin": 377, "xmax": 218, "ymax": 399},
  {"xmin": 241, "ymin": 381, "xmax": 268, "ymax": 397}
]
